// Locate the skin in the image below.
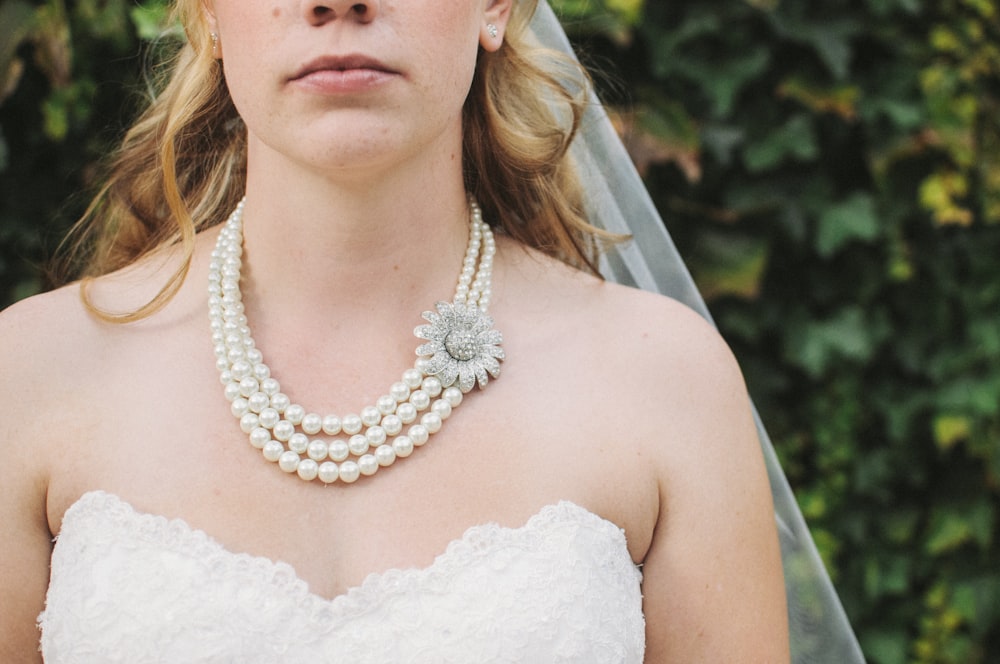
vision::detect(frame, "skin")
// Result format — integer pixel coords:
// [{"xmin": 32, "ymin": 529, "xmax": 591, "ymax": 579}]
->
[{"xmin": 0, "ymin": 1, "xmax": 790, "ymax": 661}]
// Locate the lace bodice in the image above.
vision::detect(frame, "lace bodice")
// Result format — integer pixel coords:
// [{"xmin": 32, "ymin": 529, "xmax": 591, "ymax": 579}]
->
[{"xmin": 39, "ymin": 491, "xmax": 645, "ymax": 663}]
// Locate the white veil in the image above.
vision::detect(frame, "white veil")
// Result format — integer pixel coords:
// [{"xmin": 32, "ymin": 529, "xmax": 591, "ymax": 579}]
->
[{"xmin": 528, "ymin": 3, "xmax": 866, "ymax": 661}]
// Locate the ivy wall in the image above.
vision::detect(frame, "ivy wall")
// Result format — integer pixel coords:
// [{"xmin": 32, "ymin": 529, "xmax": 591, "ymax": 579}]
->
[{"xmin": 2, "ymin": 0, "xmax": 999, "ymax": 661}]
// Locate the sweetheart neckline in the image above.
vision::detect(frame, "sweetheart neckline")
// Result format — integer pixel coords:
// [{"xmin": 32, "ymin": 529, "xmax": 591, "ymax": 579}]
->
[{"xmin": 57, "ymin": 489, "xmax": 635, "ymax": 612}]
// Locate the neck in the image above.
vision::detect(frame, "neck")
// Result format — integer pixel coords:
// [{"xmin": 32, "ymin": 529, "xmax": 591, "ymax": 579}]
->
[{"xmin": 236, "ymin": 137, "xmax": 472, "ymax": 322}]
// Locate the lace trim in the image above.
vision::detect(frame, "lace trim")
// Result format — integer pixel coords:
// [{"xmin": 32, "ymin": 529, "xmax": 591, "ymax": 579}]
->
[{"xmin": 53, "ymin": 490, "xmax": 640, "ymax": 630}]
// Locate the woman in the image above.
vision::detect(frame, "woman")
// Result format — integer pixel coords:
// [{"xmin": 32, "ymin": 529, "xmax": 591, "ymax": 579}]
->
[{"xmin": 2, "ymin": 0, "xmax": 803, "ymax": 660}]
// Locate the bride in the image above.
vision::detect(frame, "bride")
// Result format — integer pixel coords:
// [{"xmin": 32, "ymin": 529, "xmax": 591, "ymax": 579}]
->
[{"xmin": 0, "ymin": 0, "xmax": 794, "ymax": 661}]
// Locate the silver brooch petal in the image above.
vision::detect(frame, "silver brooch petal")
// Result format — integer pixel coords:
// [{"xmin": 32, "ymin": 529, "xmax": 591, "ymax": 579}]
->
[{"xmin": 414, "ymin": 301, "xmax": 504, "ymax": 393}]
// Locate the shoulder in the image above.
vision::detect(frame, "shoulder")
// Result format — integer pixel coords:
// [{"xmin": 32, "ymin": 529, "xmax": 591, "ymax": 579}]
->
[
  {"xmin": 0, "ymin": 283, "xmax": 103, "ymax": 393},
  {"xmin": 0, "ymin": 284, "xmax": 112, "ymax": 470},
  {"xmin": 502, "ymin": 240, "xmax": 759, "ymax": 506}
]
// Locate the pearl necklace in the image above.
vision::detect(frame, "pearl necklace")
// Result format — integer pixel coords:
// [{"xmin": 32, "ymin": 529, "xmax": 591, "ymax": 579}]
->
[{"xmin": 208, "ymin": 198, "xmax": 504, "ymax": 483}]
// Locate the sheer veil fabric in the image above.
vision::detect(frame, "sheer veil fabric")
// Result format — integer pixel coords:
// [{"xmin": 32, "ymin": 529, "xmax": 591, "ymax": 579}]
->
[{"xmin": 528, "ymin": 3, "xmax": 866, "ymax": 661}]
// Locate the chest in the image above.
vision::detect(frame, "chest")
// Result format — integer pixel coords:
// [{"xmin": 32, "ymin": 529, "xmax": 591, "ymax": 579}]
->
[{"xmin": 45, "ymin": 310, "xmax": 657, "ymax": 600}]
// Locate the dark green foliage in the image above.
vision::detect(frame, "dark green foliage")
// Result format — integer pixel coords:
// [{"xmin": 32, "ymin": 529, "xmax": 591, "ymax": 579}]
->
[
  {"xmin": 0, "ymin": 0, "xmax": 167, "ymax": 301},
  {"xmin": 2, "ymin": 0, "xmax": 998, "ymax": 661}
]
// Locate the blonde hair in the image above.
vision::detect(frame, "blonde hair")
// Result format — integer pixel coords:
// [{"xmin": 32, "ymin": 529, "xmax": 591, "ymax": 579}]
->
[{"xmin": 62, "ymin": 0, "xmax": 612, "ymax": 322}]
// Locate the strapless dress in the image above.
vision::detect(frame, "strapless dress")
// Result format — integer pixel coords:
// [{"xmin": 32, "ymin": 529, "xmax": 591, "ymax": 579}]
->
[{"xmin": 38, "ymin": 490, "xmax": 645, "ymax": 663}]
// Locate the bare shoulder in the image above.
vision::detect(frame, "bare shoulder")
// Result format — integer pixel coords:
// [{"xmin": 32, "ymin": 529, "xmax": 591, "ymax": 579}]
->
[
  {"xmin": 0, "ymin": 277, "xmax": 130, "ymax": 399},
  {"xmin": 504, "ymin": 241, "xmax": 743, "ymax": 416},
  {"xmin": 0, "ymin": 283, "xmax": 103, "ymax": 406}
]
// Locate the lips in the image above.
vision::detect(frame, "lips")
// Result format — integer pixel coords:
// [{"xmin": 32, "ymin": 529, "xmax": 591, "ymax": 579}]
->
[{"xmin": 290, "ymin": 54, "xmax": 398, "ymax": 81}]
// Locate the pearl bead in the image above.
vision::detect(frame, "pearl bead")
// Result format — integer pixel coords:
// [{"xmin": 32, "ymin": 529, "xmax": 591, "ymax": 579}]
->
[
  {"xmin": 297, "ymin": 458, "xmax": 319, "ymax": 481},
  {"xmin": 410, "ymin": 390, "xmax": 430, "ymax": 411},
  {"xmin": 231, "ymin": 361, "xmax": 252, "ymax": 379},
  {"xmin": 285, "ymin": 404, "xmax": 305, "ymax": 425},
  {"xmin": 421, "ymin": 412, "xmax": 442, "ymax": 433},
  {"xmin": 259, "ymin": 408, "xmax": 280, "ymax": 429},
  {"xmin": 382, "ymin": 414, "xmax": 403, "ymax": 436},
  {"xmin": 342, "ymin": 414, "xmax": 363, "ymax": 435},
  {"xmin": 414, "ymin": 358, "xmax": 431, "ymax": 374},
  {"xmin": 240, "ymin": 412, "xmax": 260, "ymax": 434},
  {"xmin": 392, "ymin": 436, "xmax": 414, "ymax": 458},
  {"xmin": 249, "ymin": 427, "xmax": 271, "ymax": 449},
  {"xmin": 219, "ymin": 370, "xmax": 233, "ymax": 385},
  {"xmin": 443, "ymin": 387, "xmax": 463, "ymax": 407},
  {"xmin": 396, "ymin": 402, "xmax": 418, "ymax": 423},
  {"xmin": 248, "ymin": 392, "xmax": 269, "ymax": 413},
  {"xmin": 230, "ymin": 398, "xmax": 250, "ymax": 418},
  {"xmin": 432, "ymin": 399, "xmax": 452, "ymax": 420},
  {"xmin": 318, "ymin": 462, "xmax": 339, "ymax": 483},
  {"xmin": 358, "ymin": 454, "xmax": 379, "ymax": 476},
  {"xmin": 421, "ymin": 376, "xmax": 443, "ymax": 397},
  {"xmin": 301, "ymin": 413, "xmax": 322, "ymax": 435},
  {"xmin": 409, "ymin": 424, "xmax": 429, "ymax": 445},
  {"xmin": 273, "ymin": 420, "xmax": 294, "ymax": 442},
  {"xmin": 278, "ymin": 450, "xmax": 300, "ymax": 473},
  {"xmin": 402, "ymin": 368, "xmax": 423, "ymax": 389},
  {"xmin": 263, "ymin": 440, "xmax": 284, "ymax": 462},
  {"xmin": 270, "ymin": 393, "xmax": 290, "ymax": 413},
  {"xmin": 329, "ymin": 439, "xmax": 350, "ymax": 462},
  {"xmin": 307, "ymin": 439, "xmax": 329, "ymax": 461},
  {"xmin": 238, "ymin": 377, "xmax": 259, "ymax": 398},
  {"xmin": 339, "ymin": 461, "xmax": 361, "ymax": 483},
  {"xmin": 376, "ymin": 395, "xmax": 397, "ymax": 416},
  {"xmin": 322, "ymin": 415, "xmax": 342, "ymax": 435},
  {"xmin": 360, "ymin": 406, "xmax": 381, "ymax": 427},
  {"xmin": 261, "ymin": 378, "xmax": 280, "ymax": 396},
  {"xmin": 224, "ymin": 382, "xmax": 242, "ymax": 401},
  {"xmin": 365, "ymin": 425, "xmax": 387, "ymax": 447},
  {"xmin": 288, "ymin": 433, "xmax": 309, "ymax": 454},
  {"xmin": 217, "ymin": 357, "xmax": 230, "ymax": 372},
  {"xmin": 348, "ymin": 434, "xmax": 370, "ymax": 456},
  {"xmin": 375, "ymin": 444, "xmax": 396, "ymax": 467},
  {"xmin": 390, "ymin": 381, "xmax": 410, "ymax": 402}
]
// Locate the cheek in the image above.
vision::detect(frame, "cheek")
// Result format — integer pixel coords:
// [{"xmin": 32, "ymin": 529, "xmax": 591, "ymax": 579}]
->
[
  {"xmin": 413, "ymin": 9, "xmax": 482, "ymax": 93},
  {"xmin": 216, "ymin": 16, "xmax": 287, "ymax": 120}
]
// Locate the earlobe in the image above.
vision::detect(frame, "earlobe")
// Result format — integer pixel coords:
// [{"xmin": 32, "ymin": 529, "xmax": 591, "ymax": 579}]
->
[
  {"xmin": 480, "ymin": 0, "xmax": 513, "ymax": 52},
  {"xmin": 201, "ymin": 0, "xmax": 222, "ymax": 59}
]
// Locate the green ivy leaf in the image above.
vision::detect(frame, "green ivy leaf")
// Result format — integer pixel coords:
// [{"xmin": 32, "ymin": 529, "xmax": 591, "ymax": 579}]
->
[
  {"xmin": 783, "ymin": 306, "xmax": 882, "ymax": 378},
  {"xmin": 925, "ymin": 503, "xmax": 993, "ymax": 555},
  {"xmin": 689, "ymin": 231, "xmax": 769, "ymax": 300},
  {"xmin": 743, "ymin": 115, "xmax": 818, "ymax": 172},
  {"xmin": 926, "ymin": 513, "xmax": 970, "ymax": 556},
  {"xmin": 933, "ymin": 414, "xmax": 972, "ymax": 450},
  {"xmin": 815, "ymin": 192, "xmax": 881, "ymax": 257},
  {"xmin": 860, "ymin": 629, "xmax": 908, "ymax": 664}
]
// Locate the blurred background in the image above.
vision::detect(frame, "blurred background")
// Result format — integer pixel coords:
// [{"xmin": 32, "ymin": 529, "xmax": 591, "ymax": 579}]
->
[{"xmin": 1, "ymin": 0, "xmax": 998, "ymax": 661}]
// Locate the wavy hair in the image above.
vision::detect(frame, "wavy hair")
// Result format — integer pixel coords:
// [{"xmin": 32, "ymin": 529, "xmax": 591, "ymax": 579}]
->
[{"xmin": 61, "ymin": 0, "xmax": 613, "ymax": 321}]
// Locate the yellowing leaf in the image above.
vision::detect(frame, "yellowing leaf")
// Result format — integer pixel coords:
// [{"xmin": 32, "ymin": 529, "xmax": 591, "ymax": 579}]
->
[{"xmin": 933, "ymin": 414, "xmax": 972, "ymax": 450}]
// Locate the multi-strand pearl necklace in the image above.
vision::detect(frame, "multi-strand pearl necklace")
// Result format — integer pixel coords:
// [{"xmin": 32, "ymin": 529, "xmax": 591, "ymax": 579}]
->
[{"xmin": 208, "ymin": 197, "xmax": 504, "ymax": 484}]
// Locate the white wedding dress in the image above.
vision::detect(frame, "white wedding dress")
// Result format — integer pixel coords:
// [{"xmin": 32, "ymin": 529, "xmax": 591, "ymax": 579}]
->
[{"xmin": 38, "ymin": 491, "xmax": 645, "ymax": 663}]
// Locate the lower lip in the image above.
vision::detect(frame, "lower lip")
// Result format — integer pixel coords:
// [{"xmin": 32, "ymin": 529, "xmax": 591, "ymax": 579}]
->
[{"xmin": 292, "ymin": 68, "xmax": 397, "ymax": 94}]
